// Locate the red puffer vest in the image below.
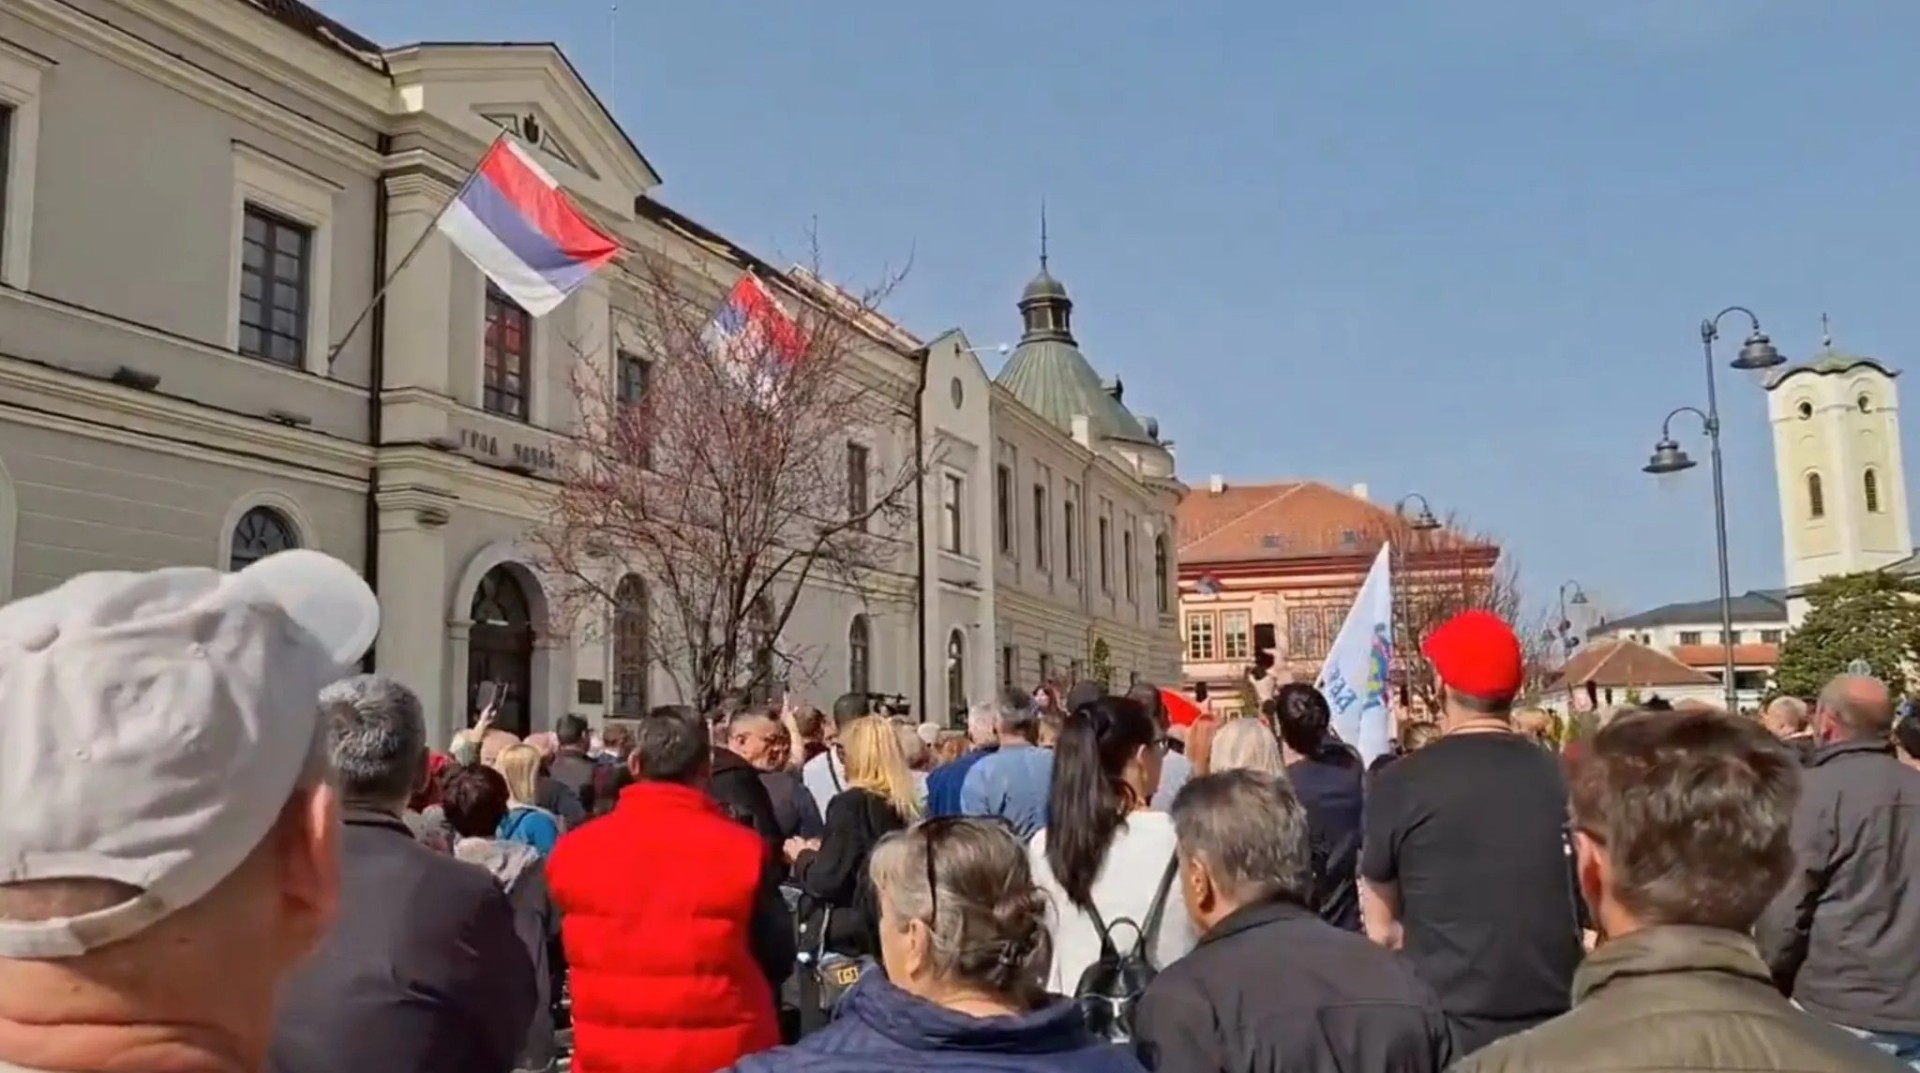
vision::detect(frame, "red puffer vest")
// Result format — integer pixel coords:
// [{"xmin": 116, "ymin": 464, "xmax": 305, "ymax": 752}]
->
[{"xmin": 549, "ymin": 780, "xmax": 780, "ymax": 1073}]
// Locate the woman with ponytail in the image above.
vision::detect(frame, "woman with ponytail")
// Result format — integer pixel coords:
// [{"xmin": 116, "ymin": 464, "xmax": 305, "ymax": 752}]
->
[{"xmin": 1028, "ymin": 695, "xmax": 1198, "ymax": 992}]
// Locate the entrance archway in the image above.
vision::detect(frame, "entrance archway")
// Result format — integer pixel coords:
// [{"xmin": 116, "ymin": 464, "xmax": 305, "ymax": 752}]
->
[{"xmin": 468, "ymin": 565, "xmax": 535, "ymax": 736}]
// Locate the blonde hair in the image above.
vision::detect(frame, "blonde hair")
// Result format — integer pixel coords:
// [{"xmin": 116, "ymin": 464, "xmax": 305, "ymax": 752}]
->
[
  {"xmin": 491, "ymin": 743, "xmax": 543, "ymax": 806},
  {"xmin": 1514, "ymin": 707, "xmax": 1557, "ymax": 745},
  {"xmin": 1208, "ymin": 718, "xmax": 1287, "ymax": 778},
  {"xmin": 843, "ymin": 716, "xmax": 923, "ymax": 820}
]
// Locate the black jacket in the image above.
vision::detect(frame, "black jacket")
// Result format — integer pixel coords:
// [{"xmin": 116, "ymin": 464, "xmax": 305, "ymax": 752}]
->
[
  {"xmin": 794, "ymin": 787, "xmax": 907, "ymax": 958},
  {"xmin": 711, "ymin": 746, "xmax": 784, "ymax": 858},
  {"xmin": 547, "ymin": 747, "xmax": 601, "ymax": 809},
  {"xmin": 268, "ymin": 810, "xmax": 537, "ymax": 1073},
  {"xmin": 1757, "ymin": 738, "xmax": 1920, "ymax": 1033},
  {"xmin": 763, "ymin": 767, "xmax": 826, "ymax": 840},
  {"xmin": 1133, "ymin": 899, "xmax": 1451, "ymax": 1073}
]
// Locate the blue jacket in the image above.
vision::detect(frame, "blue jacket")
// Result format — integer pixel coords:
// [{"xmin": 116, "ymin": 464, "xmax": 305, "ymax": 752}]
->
[
  {"xmin": 958, "ymin": 743, "xmax": 1053, "ymax": 839},
  {"xmin": 497, "ymin": 805, "xmax": 561, "ymax": 858},
  {"xmin": 727, "ymin": 974, "xmax": 1144, "ymax": 1073},
  {"xmin": 925, "ymin": 748, "xmax": 994, "ymax": 818}
]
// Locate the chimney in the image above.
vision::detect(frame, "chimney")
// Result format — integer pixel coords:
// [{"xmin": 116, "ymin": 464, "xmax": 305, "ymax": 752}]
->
[
  {"xmin": 1208, "ymin": 475, "xmax": 1226, "ymax": 495},
  {"xmin": 1350, "ymin": 482, "xmax": 1370, "ymax": 501}
]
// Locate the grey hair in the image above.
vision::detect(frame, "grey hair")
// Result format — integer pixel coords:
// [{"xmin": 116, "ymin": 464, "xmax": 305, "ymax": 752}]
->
[
  {"xmin": 1170, "ymin": 769, "xmax": 1312, "ymax": 906},
  {"xmin": 964, "ymin": 702, "xmax": 999, "ymax": 742},
  {"xmin": 319, "ymin": 674, "xmax": 426, "ymax": 807},
  {"xmin": 868, "ymin": 819, "xmax": 1052, "ymax": 1005},
  {"xmin": 995, "ymin": 687, "xmax": 1037, "ymax": 736}
]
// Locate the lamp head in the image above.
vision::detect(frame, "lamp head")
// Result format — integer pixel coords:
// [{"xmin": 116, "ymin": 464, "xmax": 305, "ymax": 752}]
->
[
  {"xmin": 1730, "ymin": 329, "xmax": 1785, "ymax": 373},
  {"xmin": 1643, "ymin": 438, "xmax": 1696, "ymax": 476}
]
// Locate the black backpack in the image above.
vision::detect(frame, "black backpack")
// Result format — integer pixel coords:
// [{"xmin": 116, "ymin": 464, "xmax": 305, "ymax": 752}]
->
[{"xmin": 1073, "ymin": 854, "xmax": 1180, "ymax": 1044}]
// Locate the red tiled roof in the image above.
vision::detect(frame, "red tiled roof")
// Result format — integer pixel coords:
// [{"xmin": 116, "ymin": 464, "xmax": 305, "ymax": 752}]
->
[
  {"xmin": 1552, "ymin": 639, "xmax": 1717, "ymax": 689},
  {"xmin": 1671, "ymin": 643, "xmax": 1779, "ymax": 667},
  {"xmin": 1176, "ymin": 480, "xmax": 1490, "ymax": 565}
]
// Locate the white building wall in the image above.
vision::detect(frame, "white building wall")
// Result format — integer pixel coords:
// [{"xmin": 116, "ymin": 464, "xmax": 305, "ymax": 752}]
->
[{"xmin": 0, "ymin": 2, "xmax": 938, "ymax": 745}]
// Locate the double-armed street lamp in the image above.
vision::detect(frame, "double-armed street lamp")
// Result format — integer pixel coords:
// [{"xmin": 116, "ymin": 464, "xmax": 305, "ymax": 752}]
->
[
  {"xmin": 1394, "ymin": 493, "xmax": 1442, "ymax": 533},
  {"xmin": 1640, "ymin": 306, "xmax": 1786, "ymax": 713},
  {"xmin": 1545, "ymin": 580, "xmax": 1590, "ymax": 659}
]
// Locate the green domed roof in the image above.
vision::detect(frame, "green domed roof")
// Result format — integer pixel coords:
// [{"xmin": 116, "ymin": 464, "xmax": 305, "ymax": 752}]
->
[
  {"xmin": 995, "ymin": 263, "xmax": 1158, "ymax": 446},
  {"xmin": 997, "ymin": 339, "xmax": 1158, "ymax": 445},
  {"xmin": 1021, "ymin": 268, "xmax": 1069, "ymax": 303}
]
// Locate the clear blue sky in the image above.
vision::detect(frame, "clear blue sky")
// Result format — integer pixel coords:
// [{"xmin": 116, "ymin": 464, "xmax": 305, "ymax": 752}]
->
[{"xmin": 315, "ymin": 0, "xmax": 1920, "ymax": 619}]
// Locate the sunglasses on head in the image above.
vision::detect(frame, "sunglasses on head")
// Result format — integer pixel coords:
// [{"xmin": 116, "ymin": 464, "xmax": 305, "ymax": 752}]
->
[{"xmin": 916, "ymin": 815, "xmax": 1017, "ymax": 922}]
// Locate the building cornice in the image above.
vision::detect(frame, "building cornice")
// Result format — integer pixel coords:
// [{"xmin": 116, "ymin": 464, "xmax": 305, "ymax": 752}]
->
[
  {"xmin": 1179, "ymin": 544, "xmax": 1502, "ymax": 582},
  {"xmin": 0, "ymin": 350, "xmax": 369, "ymax": 476},
  {"xmin": 13, "ymin": 0, "xmax": 385, "ymax": 172}
]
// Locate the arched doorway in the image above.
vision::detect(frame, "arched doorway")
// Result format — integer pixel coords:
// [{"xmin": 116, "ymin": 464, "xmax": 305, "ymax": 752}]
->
[{"xmin": 468, "ymin": 565, "xmax": 535, "ymax": 736}]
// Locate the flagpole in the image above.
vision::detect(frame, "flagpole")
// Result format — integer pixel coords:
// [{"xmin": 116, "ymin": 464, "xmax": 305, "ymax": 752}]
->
[{"xmin": 325, "ymin": 134, "xmax": 502, "ymax": 371}]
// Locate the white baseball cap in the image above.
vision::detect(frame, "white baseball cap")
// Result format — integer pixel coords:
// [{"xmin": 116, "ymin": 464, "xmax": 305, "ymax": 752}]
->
[{"xmin": 0, "ymin": 550, "xmax": 380, "ymax": 959}]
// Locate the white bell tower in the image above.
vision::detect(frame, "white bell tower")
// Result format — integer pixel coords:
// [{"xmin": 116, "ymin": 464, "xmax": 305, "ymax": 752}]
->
[{"xmin": 1764, "ymin": 325, "xmax": 1911, "ymax": 623}]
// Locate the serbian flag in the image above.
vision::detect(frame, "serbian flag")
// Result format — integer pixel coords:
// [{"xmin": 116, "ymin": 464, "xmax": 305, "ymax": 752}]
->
[
  {"xmin": 708, "ymin": 273, "xmax": 808, "ymax": 402},
  {"xmin": 437, "ymin": 135, "xmax": 620, "ymax": 316}
]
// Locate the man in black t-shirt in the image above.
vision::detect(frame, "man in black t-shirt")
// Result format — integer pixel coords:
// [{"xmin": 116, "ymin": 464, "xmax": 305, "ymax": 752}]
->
[{"xmin": 1360, "ymin": 610, "xmax": 1582, "ymax": 1057}]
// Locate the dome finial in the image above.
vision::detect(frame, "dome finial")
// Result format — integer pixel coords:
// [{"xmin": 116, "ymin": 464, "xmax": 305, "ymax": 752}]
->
[
  {"xmin": 1820, "ymin": 311, "xmax": 1833, "ymax": 350},
  {"xmin": 1039, "ymin": 197, "xmax": 1049, "ymax": 273}
]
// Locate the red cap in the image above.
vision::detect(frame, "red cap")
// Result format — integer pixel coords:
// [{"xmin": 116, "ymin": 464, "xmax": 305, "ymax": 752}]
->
[{"xmin": 1422, "ymin": 610, "xmax": 1523, "ymax": 699}]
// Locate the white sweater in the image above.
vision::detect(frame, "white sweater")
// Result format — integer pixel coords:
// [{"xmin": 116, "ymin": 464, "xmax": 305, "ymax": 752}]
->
[{"xmin": 1028, "ymin": 811, "xmax": 1198, "ymax": 993}]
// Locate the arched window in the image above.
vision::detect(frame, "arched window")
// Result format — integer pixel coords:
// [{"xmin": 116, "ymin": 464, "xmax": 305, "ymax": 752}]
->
[
  {"xmin": 612, "ymin": 575, "xmax": 648, "ymax": 716},
  {"xmin": 746, "ymin": 596, "xmax": 776, "ymax": 703},
  {"xmin": 229, "ymin": 506, "xmax": 298, "ymax": 571},
  {"xmin": 1865, "ymin": 468, "xmax": 1882, "ymax": 514},
  {"xmin": 946, "ymin": 629, "xmax": 967, "ymax": 719},
  {"xmin": 1807, "ymin": 472, "xmax": 1826, "ymax": 520},
  {"xmin": 848, "ymin": 614, "xmax": 872, "ymax": 700},
  {"xmin": 1153, "ymin": 535, "xmax": 1170, "ymax": 614}
]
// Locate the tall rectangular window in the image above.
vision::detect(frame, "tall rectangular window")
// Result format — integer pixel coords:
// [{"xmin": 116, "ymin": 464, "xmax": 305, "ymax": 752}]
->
[
  {"xmin": 846, "ymin": 442, "xmax": 870, "ymax": 528},
  {"xmin": 1123, "ymin": 529, "xmax": 1136, "ymax": 601},
  {"xmin": 616, "ymin": 350, "xmax": 650, "ymax": 404},
  {"xmin": 1222, "ymin": 610, "xmax": 1252, "ymax": 661},
  {"xmin": 615, "ymin": 350, "xmax": 651, "ymax": 466},
  {"xmin": 1000, "ymin": 644, "xmax": 1016, "ymax": 688},
  {"xmin": 484, "ymin": 286, "xmax": 531, "ymax": 419},
  {"xmin": 1032, "ymin": 484, "xmax": 1049, "ymax": 569},
  {"xmin": 1064, "ymin": 495, "xmax": 1079, "ymax": 579},
  {"xmin": 942, "ymin": 473, "xmax": 965, "ymax": 553},
  {"xmin": 1186, "ymin": 612, "xmax": 1217, "ymax": 661},
  {"xmin": 238, "ymin": 205, "xmax": 311, "ymax": 367},
  {"xmin": 0, "ymin": 106, "xmax": 12, "ymax": 262},
  {"xmin": 1288, "ymin": 608, "xmax": 1331, "ymax": 660},
  {"xmin": 1038, "ymin": 652, "xmax": 1053, "ymax": 686},
  {"xmin": 995, "ymin": 464, "xmax": 1014, "ymax": 554},
  {"xmin": 1098, "ymin": 514, "xmax": 1112, "ymax": 591}
]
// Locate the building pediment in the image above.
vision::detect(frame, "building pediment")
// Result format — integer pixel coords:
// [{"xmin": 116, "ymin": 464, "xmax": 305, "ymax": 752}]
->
[{"xmin": 386, "ymin": 43, "xmax": 660, "ymax": 216}]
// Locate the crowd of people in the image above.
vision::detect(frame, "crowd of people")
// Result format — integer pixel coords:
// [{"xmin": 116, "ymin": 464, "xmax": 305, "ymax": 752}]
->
[{"xmin": 5, "ymin": 557, "xmax": 1920, "ymax": 1073}]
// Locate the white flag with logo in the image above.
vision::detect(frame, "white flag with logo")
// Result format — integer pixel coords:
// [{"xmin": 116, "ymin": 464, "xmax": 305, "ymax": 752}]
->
[{"xmin": 1316, "ymin": 543, "xmax": 1395, "ymax": 767}]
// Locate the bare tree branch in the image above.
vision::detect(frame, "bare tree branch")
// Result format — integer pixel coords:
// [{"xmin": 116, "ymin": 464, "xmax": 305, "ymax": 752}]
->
[{"xmin": 529, "ymin": 241, "xmax": 923, "ymax": 711}]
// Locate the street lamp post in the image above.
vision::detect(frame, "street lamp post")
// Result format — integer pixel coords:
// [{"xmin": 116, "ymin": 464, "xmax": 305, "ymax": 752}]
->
[
  {"xmin": 1555, "ymin": 580, "xmax": 1589, "ymax": 658},
  {"xmin": 1392, "ymin": 494, "xmax": 1442, "ymax": 711},
  {"xmin": 1641, "ymin": 307, "xmax": 1785, "ymax": 714}
]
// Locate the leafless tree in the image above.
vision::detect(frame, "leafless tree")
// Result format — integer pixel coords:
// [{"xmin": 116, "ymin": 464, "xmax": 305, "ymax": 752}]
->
[
  {"xmin": 1290, "ymin": 514, "xmax": 1540, "ymax": 711},
  {"xmin": 530, "ymin": 244, "xmax": 922, "ymax": 711}
]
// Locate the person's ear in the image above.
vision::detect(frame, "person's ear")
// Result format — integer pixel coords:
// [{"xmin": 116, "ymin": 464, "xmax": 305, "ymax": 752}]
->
[
  {"xmin": 274, "ymin": 781, "xmax": 341, "ymax": 965},
  {"xmin": 904, "ymin": 917, "xmax": 936, "ymax": 979},
  {"xmin": 1573, "ymin": 829, "xmax": 1607, "ymax": 922}
]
